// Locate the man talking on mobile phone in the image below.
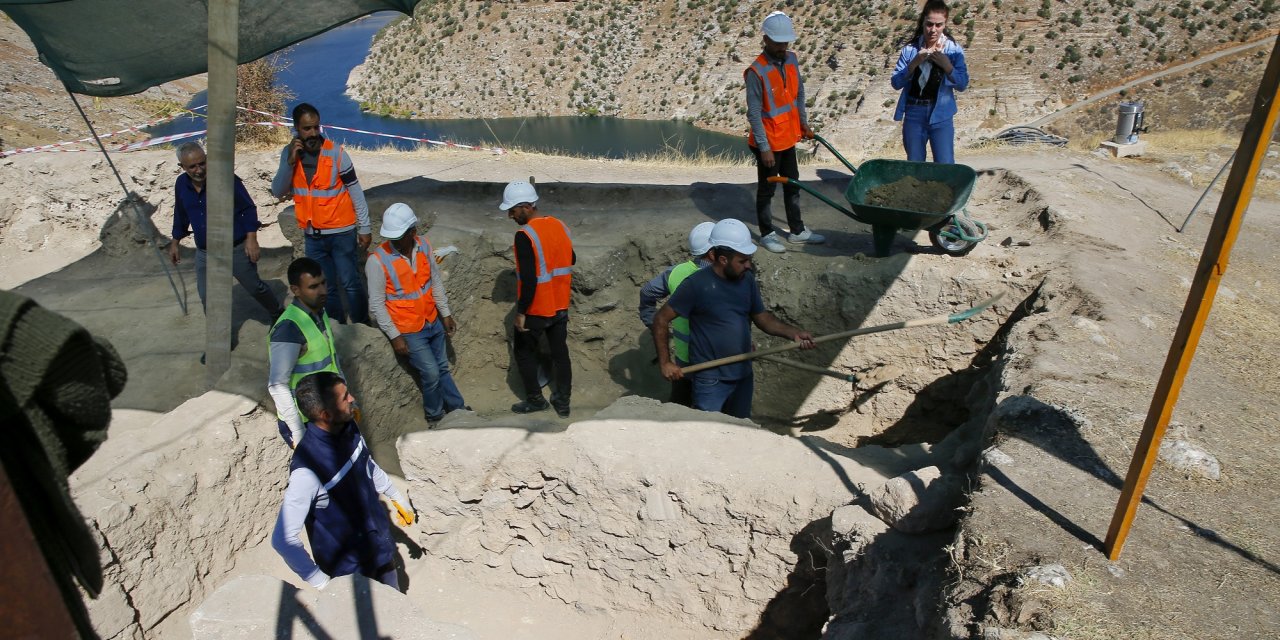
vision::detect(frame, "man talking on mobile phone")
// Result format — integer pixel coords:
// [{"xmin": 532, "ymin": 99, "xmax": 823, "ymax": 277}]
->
[{"xmin": 271, "ymin": 102, "xmax": 373, "ymax": 325}]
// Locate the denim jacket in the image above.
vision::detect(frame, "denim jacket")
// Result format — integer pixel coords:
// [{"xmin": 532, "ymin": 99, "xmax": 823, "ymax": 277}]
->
[{"xmin": 891, "ymin": 36, "xmax": 969, "ymax": 125}]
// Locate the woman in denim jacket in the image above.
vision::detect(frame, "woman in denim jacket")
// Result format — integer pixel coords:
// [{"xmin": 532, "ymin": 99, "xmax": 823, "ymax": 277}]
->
[{"xmin": 891, "ymin": 0, "xmax": 970, "ymax": 163}]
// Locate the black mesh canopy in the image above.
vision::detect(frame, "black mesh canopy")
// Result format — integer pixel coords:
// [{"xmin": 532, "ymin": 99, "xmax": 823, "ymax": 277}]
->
[{"xmin": 0, "ymin": 0, "xmax": 419, "ymax": 96}]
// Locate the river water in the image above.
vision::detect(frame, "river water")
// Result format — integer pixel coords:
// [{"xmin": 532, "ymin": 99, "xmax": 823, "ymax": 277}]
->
[{"xmin": 151, "ymin": 12, "xmax": 748, "ymax": 160}]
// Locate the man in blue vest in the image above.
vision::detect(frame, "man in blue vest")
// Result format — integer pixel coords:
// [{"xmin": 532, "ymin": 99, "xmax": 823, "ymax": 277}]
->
[
  {"xmin": 638, "ymin": 221, "xmax": 715, "ymax": 406},
  {"xmin": 271, "ymin": 371, "xmax": 414, "ymax": 591}
]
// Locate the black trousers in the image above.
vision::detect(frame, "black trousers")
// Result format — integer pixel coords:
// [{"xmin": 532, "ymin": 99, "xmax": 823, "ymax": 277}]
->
[
  {"xmin": 514, "ymin": 311, "xmax": 572, "ymax": 406},
  {"xmin": 751, "ymin": 144, "xmax": 804, "ymax": 236}
]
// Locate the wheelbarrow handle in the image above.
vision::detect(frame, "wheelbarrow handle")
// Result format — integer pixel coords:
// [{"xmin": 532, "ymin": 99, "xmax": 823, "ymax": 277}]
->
[
  {"xmin": 768, "ymin": 176, "xmax": 857, "ymax": 218},
  {"xmin": 810, "ymin": 133, "xmax": 859, "ymax": 175}
]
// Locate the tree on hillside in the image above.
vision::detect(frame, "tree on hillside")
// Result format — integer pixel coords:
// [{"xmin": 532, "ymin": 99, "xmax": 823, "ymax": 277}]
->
[{"xmin": 235, "ymin": 56, "xmax": 294, "ymax": 145}]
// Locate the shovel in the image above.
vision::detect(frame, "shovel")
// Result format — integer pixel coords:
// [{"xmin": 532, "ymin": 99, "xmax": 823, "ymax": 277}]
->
[{"xmin": 679, "ymin": 293, "xmax": 1003, "ymax": 376}]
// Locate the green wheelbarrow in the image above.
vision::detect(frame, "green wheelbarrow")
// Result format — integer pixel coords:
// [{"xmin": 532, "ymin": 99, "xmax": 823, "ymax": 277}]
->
[{"xmin": 769, "ymin": 134, "xmax": 988, "ymax": 257}]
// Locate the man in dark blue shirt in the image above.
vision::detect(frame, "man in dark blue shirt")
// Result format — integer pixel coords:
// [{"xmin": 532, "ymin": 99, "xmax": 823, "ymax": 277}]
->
[
  {"xmin": 167, "ymin": 142, "xmax": 282, "ymax": 318},
  {"xmin": 652, "ymin": 219, "xmax": 815, "ymax": 419}
]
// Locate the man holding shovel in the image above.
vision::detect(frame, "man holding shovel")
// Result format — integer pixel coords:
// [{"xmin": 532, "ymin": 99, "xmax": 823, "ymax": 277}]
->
[{"xmin": 653, "ymin": 219, "xmax": 815, "ymax": 419}]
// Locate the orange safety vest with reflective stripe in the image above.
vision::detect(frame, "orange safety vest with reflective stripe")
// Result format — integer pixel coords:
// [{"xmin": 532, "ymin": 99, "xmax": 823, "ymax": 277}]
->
[
  {"xmin": 515, "ymin": 216, "xmax": 573, "ymax": 317},
  {"xmin": 745, "ymin": 52, "xmax": 803, "ymax": 153},
  {"xmin": 372, "ymin": 236, "xmax": 438, "ymax": 334},
  {"xmin": 291, "ymin": 139, "xmax": 357, "ymax": 230}
]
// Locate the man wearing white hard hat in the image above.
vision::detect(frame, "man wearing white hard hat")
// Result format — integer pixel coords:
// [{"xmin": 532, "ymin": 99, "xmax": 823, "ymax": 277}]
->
[
  {"xmin": 366, "ymin": 203, "xmax": 467, "ymax": 424},
  {"xmin": 746, "ymin": 10, "xmax": 826, "ymax": 254},
  {"xmin": 638, "ymin": 221, "xmax": 715, "ymax": 407},
  {"xmin": 652, "ymin": 219, "xmax": 815, "ymax": 419},
  {"xmin": 500, "ymin": 181, "xmax": 576, "ymax": 417}
]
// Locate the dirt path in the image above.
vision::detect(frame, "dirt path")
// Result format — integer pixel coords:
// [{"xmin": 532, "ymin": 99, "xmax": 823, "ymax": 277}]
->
[{"xmin": 1025, "ymin": 36, "xmax": 1278, "ymax": 129}]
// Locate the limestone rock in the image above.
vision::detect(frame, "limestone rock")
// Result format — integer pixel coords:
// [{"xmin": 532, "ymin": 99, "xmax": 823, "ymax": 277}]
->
[
  {"xmin": 1024, "ymin": 563, "xmax": 1072, "ymax": 588},
  {"xmin": 866, "ymin": 466, "xmax": 965, "ymax": 534},
  {"xmin": 397, "ymin": 396, "xmax": 917, "ymax": 634},
  {"xmin": 1158, "ymin": 437, "xmax": 1221, "ymax": 481},
  {"xmin": 190, "ymin": 574, "xmax": 474, "ymax": 639}
]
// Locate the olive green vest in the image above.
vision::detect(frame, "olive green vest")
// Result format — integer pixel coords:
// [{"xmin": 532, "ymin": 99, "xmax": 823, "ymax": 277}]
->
[{"xmin": 667, "ymin": 260, "xmax": 699, "ymax": 365}]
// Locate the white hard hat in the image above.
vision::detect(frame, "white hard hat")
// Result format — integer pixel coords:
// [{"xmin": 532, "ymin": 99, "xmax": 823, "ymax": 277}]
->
[
  {"xmin": 708, "ymin": 218, "xmax": 757, "ymax": 255},
  {"xmin": 688, "ymin": 221, "xmax": 715, "ymax": 256},
  {"xmin": 762, "ymin": 11, "xmax": 796, "ymax": 43},
  {"xmin": 499, "ymin": 181, "xmax": 539, "ymax": 211},
  {"xmin": 380, "ymin": 202, "xmax": 418, "ymax": 239}
]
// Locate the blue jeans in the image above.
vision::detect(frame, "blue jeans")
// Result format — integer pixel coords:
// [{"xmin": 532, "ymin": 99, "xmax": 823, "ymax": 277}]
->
[
  {"xmin": 692, "ymin": 375, "xmax": 754, "ymax": 419},
  {"xmin": 902, "ymin": 103, "xmax": 955, "ymax": 164},
  {"xmin": 304, "ymin": 229, "xmax": 368, "ymax": 324},
  {"xmin": 403, "ymin": 318, "xmax": 465, "ymax": 421}
]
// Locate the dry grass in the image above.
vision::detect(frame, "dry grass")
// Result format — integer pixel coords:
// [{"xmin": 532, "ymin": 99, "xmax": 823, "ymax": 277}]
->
[
  {"xmin": 1142, "ymin": 129, "xmax": 1239, "ymax": 155},
  {"xmin": 334, "ymin": 139, "xmax": 756, "ymax": 169}
]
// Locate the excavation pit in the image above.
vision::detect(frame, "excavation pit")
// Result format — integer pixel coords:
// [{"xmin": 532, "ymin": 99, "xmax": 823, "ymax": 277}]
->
[{"xmin": 4, "ymin": 152, "xmax": 1051, "ymax": 639}]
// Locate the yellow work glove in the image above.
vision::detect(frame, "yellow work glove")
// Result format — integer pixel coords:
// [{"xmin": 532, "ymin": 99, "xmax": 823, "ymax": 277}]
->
[{"xmin": 391, "ymin": 500, "xmax": 415, "ymax": 526}]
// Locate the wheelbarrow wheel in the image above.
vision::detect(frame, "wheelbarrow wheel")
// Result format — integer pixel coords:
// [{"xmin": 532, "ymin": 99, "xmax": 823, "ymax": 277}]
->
[{"xmin": 928, "ymin": 220, "xmax": 977, "ymax": 257}]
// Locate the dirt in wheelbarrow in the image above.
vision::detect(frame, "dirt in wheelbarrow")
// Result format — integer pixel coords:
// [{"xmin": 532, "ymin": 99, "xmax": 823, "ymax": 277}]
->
[{"xmin": 866, "ymin": 176, "xmax": 954, "ymax": 214}]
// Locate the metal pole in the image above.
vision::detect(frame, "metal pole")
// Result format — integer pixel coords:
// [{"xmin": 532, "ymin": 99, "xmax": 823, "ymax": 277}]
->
[
  {"xmin": 1104, "ymin": 38, "xmax": 1280, "ymax": 561},
  {"xmin": 205, "ymin": 0, "xmax": 238, "ymax": 386}
]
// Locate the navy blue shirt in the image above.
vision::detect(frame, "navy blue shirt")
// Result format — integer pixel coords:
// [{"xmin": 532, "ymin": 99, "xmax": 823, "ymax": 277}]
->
[
  {"xmin": 667, "ymin": 267, "xmax": 765, "ymax": 381},
  {"xmin": 172, "ymin": 173, "xmax": 262, "ymax": 250}
]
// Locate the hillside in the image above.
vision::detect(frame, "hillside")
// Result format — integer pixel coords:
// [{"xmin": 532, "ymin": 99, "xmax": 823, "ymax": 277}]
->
[
  {"xmin": 0, "ymin": 15, "xmax": 202, "ymax": 151},
  {"xmin": 351, "ymin": 0, "xmax": 1278, "ymax": 154}
]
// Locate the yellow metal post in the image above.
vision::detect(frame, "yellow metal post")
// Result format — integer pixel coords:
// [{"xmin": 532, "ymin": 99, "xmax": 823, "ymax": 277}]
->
[{"xmin": 1104, "ymin": 38, "xmax": 1280, "ymax": 561}]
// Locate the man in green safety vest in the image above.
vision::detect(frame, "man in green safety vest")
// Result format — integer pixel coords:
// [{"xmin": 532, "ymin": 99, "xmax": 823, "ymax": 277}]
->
[
  {"xmin": 268, "ymin": 257, "xmax": 343, "ymax": 447},
  {"xmin": 638, "ymin": 221, "xmax": 715, "ymax": 406}
]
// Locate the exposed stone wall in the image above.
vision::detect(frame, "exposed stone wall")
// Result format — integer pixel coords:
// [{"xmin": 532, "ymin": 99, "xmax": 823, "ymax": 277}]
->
[
  {"xmin": 398, "ymin": 396, "xmax": 929, "ymax": 634},
  {"xmin": 71, "ymin": 392, "xmax": 289, "ymax": 639}
]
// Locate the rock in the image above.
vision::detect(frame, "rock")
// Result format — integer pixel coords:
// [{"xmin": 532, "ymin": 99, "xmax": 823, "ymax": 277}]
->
[
  {"xmin": 1158, "ymin": 437, "xmax": 1221, "ymax": 481},
  {"xmin": 981, "ymin": 446, "xmax": 1014, "ymax": 467},
  {"xmin": 830, "ymin": 504, "xmax": 889, "ymax": 550},
  {"xmin": 1024, "ymin": 563, "xmax": 1072, "ymax": 588},
  {"xmin": 1139, "ymin": 315, "xmax": 1156, "ymax": 329},
  {"xmin": 1259, "ymin": 169, "xmax": 1279, "ymax": 181},
  {"xmin": 866, "ymin": 466, "xmax": 964, "ymax": 534},
  {"xmin": 1161, "ymin": 162, "xmax": 1194, "ymax": 184},
  {"xmin": 74, "ymin": 392, "xmax": 291, "ymax": 639},
  {"xmin": 190, "ymin": 574, "xmax": 475, "ymax": 639}
]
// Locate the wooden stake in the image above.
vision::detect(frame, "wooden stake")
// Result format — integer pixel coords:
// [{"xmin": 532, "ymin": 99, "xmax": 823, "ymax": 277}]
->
[{"xmin": 1104, "ymin": 38, "xmax": 1280, "ymax": 561}]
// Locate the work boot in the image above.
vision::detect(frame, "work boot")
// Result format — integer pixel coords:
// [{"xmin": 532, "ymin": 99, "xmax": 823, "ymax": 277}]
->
[
  {"xmin": 511, "ymin": 397, "xmax": 549, "ymax": 414},
  {"xmin": 550, "ymin": 393, "xmax": 570, "ymax": 418},
  {"xmin": 760, "ymin": 232, "xmax": 787, "ymax": 253}
]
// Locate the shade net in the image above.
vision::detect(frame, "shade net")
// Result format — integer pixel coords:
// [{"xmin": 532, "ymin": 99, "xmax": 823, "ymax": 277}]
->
[{"xmin": 0, "ymin": 0, "xmax": 418, "ymax": 96}]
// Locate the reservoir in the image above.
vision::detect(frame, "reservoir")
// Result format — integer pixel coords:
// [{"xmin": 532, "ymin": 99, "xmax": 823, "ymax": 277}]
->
[{"xmin": 152, "ymin": 12, "xmax": 748, "ymax": 160}]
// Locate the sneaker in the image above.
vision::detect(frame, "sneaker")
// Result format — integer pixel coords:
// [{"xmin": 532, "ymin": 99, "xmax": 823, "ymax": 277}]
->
[
  {"xmin": 511, "ymin": 398, "xmax": 550, "ymax": 414},
  {"xmin": 553, "ymin": 403, "xmax": 570, "ymax": 418},
  {"xmin": 788, "ymin": 228, "xmax": 826, "ymax": 244},
  {"xmin": 761, "ymin": 232, "xmax": 787, "ymax": 253}
]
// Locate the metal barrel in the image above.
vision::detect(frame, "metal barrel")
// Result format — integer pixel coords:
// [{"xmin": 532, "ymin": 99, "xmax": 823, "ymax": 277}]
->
[{"xmin": 1114, "ymin": 101, "xmax": 1144, "ymax": 144}]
